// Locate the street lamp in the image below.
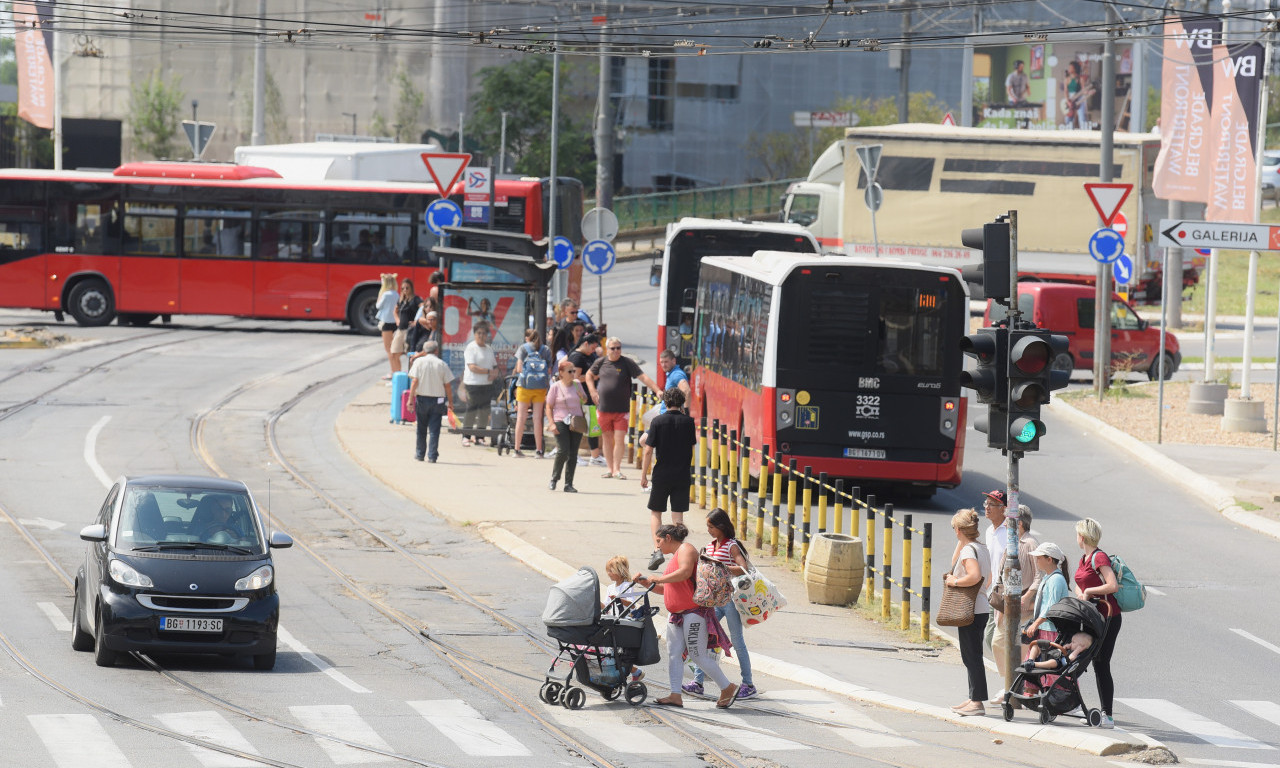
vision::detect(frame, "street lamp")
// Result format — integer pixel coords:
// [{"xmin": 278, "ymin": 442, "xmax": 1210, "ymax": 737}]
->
[{"xmin": 341, "ymin": 112, "xmax": 357, "ymax": 136}]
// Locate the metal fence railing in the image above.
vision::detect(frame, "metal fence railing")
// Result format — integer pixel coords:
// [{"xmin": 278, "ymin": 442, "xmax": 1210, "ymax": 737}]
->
[{"xmin": 590, "ymin": 179, "xmax": 800, "ymax": 233}]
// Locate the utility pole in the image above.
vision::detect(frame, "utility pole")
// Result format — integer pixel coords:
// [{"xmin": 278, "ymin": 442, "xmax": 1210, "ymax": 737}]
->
[
  {"xmin": 897, "ymin": 4, "xmax": 913, "ymax": 124},
  {"xmin": 251, "ymin": 0, "xmax": 266, "ymax": 146},
  {"xmin": 595, "ymin": 5, "xmax": 615, "ymax": 210},
  {"xmin": 960, "ymin": 7, "xmax": 983, "ymax": 128},
  {"xmin": 1002, "ymin": 210, "xmax": 1024, "ymax": 697},
  {"xmin": 498, "ymin": 111, "xmax": 509, "ymax": 174},
  {"xmin": 549, "ymin": 33, "xmax": 563, "ymax": 304},
  {"xmin": 1094, "ymin": 4, "xmax": 1120, "ymax": 395}
]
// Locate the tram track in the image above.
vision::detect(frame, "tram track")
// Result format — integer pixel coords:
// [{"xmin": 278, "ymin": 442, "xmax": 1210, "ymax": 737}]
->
[{"xmin": 0, "ymin": 333, "xmax": 1064, "ymax": 768}]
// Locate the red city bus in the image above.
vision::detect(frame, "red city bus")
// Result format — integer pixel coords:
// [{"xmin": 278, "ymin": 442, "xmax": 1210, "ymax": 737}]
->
[
  {"xmin": 0, "ymin": 162, "xmax": 583, "ymax": 334},
  {"xmin": 691, "ymin": 252, "xmax": 968, "ymax": 498}
]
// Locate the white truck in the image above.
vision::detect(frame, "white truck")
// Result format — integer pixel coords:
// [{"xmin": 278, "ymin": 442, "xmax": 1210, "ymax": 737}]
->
[
  {"xmin": 780, "ymin": 124, "xmax": 1201, "ymax": 299},
  {"xmin": 233, "ymin": 141, "xmax": 444, "ymax": 183}
]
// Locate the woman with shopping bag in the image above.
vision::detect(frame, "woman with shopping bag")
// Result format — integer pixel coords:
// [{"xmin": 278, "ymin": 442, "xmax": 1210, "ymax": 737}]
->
[{"xmin": 684, "ymin": 509, "xmax": 757, "ymax": 700}]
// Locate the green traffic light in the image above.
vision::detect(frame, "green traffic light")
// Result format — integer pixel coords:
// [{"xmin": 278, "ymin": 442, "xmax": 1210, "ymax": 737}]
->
[{"xmin": 1014, "ymin": 422, "xmax": 1038, "ymax": 443}]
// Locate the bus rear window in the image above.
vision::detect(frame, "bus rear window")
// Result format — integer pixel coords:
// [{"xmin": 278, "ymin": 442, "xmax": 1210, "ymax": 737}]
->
[{"xmin": 667, "ymin": 229, "xmax": 815, "ymax": 325}]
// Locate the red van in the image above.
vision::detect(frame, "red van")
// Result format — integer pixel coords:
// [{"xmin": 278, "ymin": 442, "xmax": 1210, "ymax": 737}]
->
[{"xmin": 985, "ymin": 283, "xmax": 1179, "ymax": 380}]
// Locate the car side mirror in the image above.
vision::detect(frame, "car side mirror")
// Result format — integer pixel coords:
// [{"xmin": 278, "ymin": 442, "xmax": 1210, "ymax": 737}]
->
[
  {"xmin": 1138, "ymin": 318, "xmax": 1148, "ymax": 331},
  {"xmin": 79, "ymin": 524, "xmax": 107, "ymax": 543},
  {"xmin": 268, "ymin": 531, "xmax": 294, "ymax": 549},
  {"xmin": 649, "ymin": 262, "xmax": 661, "ymax": 287}
]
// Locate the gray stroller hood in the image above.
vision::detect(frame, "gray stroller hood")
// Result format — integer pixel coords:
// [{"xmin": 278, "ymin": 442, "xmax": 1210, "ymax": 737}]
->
[{"xmin": 542, "ymin": 566, "xmax": 601, "ymax": 628}]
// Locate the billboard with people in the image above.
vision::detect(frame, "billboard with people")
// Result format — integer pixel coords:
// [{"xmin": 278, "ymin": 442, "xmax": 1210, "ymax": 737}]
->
[{"xmin": 972, "ymin": 42, "xmax": 1135, "ymax": 132}]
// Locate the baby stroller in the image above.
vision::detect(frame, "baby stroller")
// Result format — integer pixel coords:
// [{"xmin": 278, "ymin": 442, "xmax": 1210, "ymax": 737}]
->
[
  {"xmin": 540, "ymin": 566, "xmax": 659, "ymax": 709},
  {"xmin": 1002, "ymin": 595, "xmax": 1109, "ymax": 726},
  {"xmin": 491, "ymin": 375, "xmax": 516, "ymax": 453}
]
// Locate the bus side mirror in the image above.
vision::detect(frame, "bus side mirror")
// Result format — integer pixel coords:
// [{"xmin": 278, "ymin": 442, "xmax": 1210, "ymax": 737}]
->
[{"xmin": 649, "ymin": 262, "xmax": 661, "ymax": 287}]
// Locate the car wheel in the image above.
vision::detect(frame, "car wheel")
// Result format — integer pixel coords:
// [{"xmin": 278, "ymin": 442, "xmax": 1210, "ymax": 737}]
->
[
  {"xmin": 70, "ymin": 586, "xmax": 93, "ymax": 652},
  {"xmin": 93, "ymin": 605, "xmax": 117, "ymax": 667},
  {"xmin": 253, "ymin": 646, "xmax": 277, "ymax": 671},
  {"xmin": 346, "ymin": 287, "xmax": 381, "ymax": 336},
  {"xmin": 67, "ymin": 278, "xmax": 115, "ymax": 327},
  {"xmin": 1147, "ymin": 351, "xmax": 1176, "ymax": 381}
]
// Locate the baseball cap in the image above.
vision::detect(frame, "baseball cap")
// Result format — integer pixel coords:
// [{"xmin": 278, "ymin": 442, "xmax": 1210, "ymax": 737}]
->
[
  {"xmin": 1030, "ymin": 542, "xmax": 1065, "ymax": 562},
  {"xmin": 983, "ymin": 489, "xmax": 1007, "ymax": 506}
]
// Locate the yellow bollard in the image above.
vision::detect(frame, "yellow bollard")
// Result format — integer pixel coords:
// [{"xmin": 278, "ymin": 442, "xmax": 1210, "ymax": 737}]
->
[
  {"xmin": 626, "ymin": 384, "xmax": 639, "ymax": 467},
  {"xmin": 739, "ymin": 436, "xmax": 751, "ymax": 535},
  {"xmin": 881, "ymin": 505, "xmax": 893, "ymax": 620},
  {"xmin": 770, "ymin": 453, "xmax": 783, "ymax": 557},
  {"xmin": 709, "ymin": 419, "xmax": 720, "ymax": 511},
  {"xmin": 921, "ymin": 523, "xmax": 933, "ymax": 642},
  {"xmin": 901, "ymin": 514, "xmax": 914, "ymax": 631},
  {"xmin": 833, "ymin": 479, "xmax": 845, "ymax": 544},
  {"xmin": 800, "ymin": 466, "xmax": 813, "ymax": 563},
  {"xmin": 786, "ymin": 459, "xmax": 798, "ymax": 561},
  {"xmin": 864, "ymin": 495, "xmax": 876, "ymax": 603},
  {"xmin": 755, "ymin": 445, "xmax": 770, "ymax": 551},
  {"xmin": 697, "ymin": 418, "xmax": 708, "ymax": 509},
  {"xmin": 817, "ymin": 471, "xmax": 828, "ymax": 535},
  {"xmin": 728, "ymin": 429, "xmax": 739, "ymax": 519},
  {"xmin": 719, "ymin": 429, "xmax": 730, "ymax": 514}
]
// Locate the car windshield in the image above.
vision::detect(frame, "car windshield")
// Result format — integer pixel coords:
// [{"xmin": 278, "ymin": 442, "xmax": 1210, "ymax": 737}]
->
[{"xmin": 116, "ymin": 487, "xmax": 263, "ymax": 553}]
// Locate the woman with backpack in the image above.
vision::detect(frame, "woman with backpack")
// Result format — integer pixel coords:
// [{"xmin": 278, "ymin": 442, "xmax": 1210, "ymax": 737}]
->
[
  {"xmin": 632, "ymin": 523, "xmax": 738, "ymax": 708},
  {"xmin": 684, "ymin": 508, "xmax": 756, "ymax": 700},
  {"xmin": 1073, "ymin": 517, "xmax": 1120, "ymax": 729},
  {"xmin": 512, "ymin": 329, "xmax": 552, "ymax": 458}
]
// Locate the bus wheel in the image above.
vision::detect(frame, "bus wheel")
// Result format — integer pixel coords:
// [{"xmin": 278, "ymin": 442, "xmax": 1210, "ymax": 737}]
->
[
  {"xmin": 347, "ymin": 288, "xmax": 381, "ymax": 336},
  {"xmin": 67, "ymin": 279, "xmax": 115, "ymax": 327}
]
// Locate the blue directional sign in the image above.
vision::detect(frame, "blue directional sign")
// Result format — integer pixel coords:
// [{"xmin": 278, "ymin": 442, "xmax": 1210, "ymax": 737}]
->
[
  {"xmin": 581, "ymin": 239, "xmax": 616, "ymax": 275},
  {"xmin": 1088, "ymin": 227, "xmax": 1124, "ymax": 264},
  {"xmin": 1112, "ymin": 253, "xmax": 1134, "ymax": 285},
  {"xmin": 550, "ymin": 236, "xmax": 575, "ymax": 270},
  {"xmin": 424, "ymin": 199, "xmax": 462, "ymax": 236}
]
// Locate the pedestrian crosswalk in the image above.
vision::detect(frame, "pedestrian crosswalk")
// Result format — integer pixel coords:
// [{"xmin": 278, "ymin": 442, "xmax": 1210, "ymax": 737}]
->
[
  {"xmin": 1119, "ymin": 698, "xmax": 1280, "ymax": 752},
  {"xmin": 14, "ymin": 688, "xmax": 912, "ymax": 766}
]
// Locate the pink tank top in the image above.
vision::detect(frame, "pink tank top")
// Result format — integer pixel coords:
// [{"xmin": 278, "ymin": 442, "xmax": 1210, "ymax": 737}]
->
[{"xmin": 662, "ymin": 547, "xmax": 697, "ymax": 614}]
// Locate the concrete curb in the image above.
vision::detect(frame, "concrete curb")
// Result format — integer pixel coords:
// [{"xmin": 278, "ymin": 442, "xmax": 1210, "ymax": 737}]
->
[
  {"xmin": 471, "ymin": 517, "xmax": 1144, "ymax": 756},
  {"xmin": 1048, "ymin": 400, "xmax": 1280, "ymax": 544}
]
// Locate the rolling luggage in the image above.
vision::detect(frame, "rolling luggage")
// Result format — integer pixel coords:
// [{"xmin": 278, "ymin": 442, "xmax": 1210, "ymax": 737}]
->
[
  {"xmin": 400, "ymin": 390, "xmax": 417, "ymax": 424},
  {"xmin": 390, "ymin": 371, "xmax": 410, "ymax": 422}
]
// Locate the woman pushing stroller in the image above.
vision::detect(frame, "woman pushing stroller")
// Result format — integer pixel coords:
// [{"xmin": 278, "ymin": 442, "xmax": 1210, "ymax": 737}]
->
[{"xmin": 633, "ymin": 523, "xmax": 739, "ymax": 708}]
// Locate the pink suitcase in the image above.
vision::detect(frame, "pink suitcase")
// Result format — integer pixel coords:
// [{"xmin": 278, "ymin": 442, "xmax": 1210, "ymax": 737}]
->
[{"xmin": 400, "ymin": 390, "xmax": 416, "ymax": 423}]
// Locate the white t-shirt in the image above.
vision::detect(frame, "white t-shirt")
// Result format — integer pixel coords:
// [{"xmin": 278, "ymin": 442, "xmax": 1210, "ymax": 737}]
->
[
  {"xmin": 605, "ymin": 580, "xmax": 646, "ymax": 614},
  {"xmin": 463, "ymin": 341, "xmax": 497, "ymax": 386},
  {"xmin": 954, "ymin": 541, "xmax": 992, "ymax": 615},
  {"xmin": 376, "ymin": 290, "xmax": 397, "ymax": 324},
  {"xmin": 985, "ymin": 521, "xmax": 1007, "ymax": 596}
]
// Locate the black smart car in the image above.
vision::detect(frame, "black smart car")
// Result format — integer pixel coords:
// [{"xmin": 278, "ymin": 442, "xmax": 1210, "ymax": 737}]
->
[{"xmin": 72, "ymin": 475, "xmax": 292, "ymax": 669}]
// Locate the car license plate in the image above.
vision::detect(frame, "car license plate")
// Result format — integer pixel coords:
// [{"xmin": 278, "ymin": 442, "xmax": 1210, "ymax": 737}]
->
[
  {"xmin": 843, "ymin": 448, "xmax": 886, "ymax": 459},
  {"xmin": 160, "ymin": 617, "xmax": 223, "ymax": 632}
]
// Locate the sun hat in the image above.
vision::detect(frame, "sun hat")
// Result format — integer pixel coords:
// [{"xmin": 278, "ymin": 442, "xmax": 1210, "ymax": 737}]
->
[{"xmin": 1030, "ymin": 542, "xmax": 1066, "ymax": 562}]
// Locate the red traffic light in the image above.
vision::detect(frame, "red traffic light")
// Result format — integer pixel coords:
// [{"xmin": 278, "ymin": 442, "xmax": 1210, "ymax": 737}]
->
[{"xmin": 1010, "ymin": 334, "xmax": 1052, "ymax": 375}]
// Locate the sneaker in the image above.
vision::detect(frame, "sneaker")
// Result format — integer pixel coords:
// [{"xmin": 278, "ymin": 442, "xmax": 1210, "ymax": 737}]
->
[
  {"xmin": 681, "ymin": 681, "xmax": 704, "ymax": 695},
  {"xmin": 736, "ymin": 684, "xmax": 758, "ymax": 700},
  {"xmin": 535, "ymin": 450, "xmax": 545, "ymax": 458},
  {"xmin": 513, "ymin": 450, "xmax": 525, "ymax": 458},
  {"xmin": 590, "ymin": 456, "xmax": 607, "ymax": 466},
  {"xmin": 563, "ymin": 485, "xmax": 578, "ymax": 493},
  {"xmin": 647, "ymin": 549, "xmax": 666, "ymax": 571},
  {"xmin": 576, "ymin": 457, "xmax": 589, "ymax": 466},
  {"xmin": 630, "ymin": 669, "xmax": 645, "ymax": 683},
  {"xmin": 1099, "ymin": 715, "xmax": 1114, "ymax": 729}
]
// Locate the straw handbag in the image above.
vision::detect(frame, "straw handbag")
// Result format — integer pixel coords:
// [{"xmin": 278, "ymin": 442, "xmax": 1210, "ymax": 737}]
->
[{"xmin": 937, "ymin": 581, "xmax": 982, "ymax": 627}]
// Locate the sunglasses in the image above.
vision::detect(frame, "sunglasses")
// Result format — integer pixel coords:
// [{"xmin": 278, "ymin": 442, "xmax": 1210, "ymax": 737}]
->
[{"xmin": 608, "ymin": 346, "xmax": 621, "ymax": 350}]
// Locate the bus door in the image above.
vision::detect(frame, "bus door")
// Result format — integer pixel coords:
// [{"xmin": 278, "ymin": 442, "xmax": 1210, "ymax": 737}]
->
[
  {"xmin": 254, "ymin": 210, "xmax": 327, "ymax": 318},
  {"xmin": 0, "ymin": 206, "xmax": 47, "ymax": 309},
  {"xmin": 118, "ymin": 202, "xmax": 181, "ymax": 314},
  {"xmin": 176, "ymin": 205, "xmax": 254, "ymax": 316}
]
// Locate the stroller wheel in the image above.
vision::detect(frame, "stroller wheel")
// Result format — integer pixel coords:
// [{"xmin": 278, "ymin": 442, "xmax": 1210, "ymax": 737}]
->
[
  {"xmin": 1088, "ymin": 708, "xmax": 1104, "ymax": 727},
  {"xmin": 542, "ymin": 682, "xmax": 562, "ymax": 705},
  {"xmin": 1002, "ymin": 702, "xmax": 1014, "ymax": 722},
  {"xmin": 1040, "ymin": 707, "xmax": 1056, "ymax": 725},
  {"xmin": 604, "ymin": 686, "xmax": 623, "ymax": 701},
  {"xmin": 624, "ymin": 682, "xmax": 648, "ymax": 706},
  {"xmin": 564, "ymin": 687, "xmax": 587, "ymax": 710}
]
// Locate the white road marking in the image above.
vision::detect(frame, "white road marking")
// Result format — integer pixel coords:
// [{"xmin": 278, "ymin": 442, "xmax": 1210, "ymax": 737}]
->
[
  {"xmin": 1185, "ymin": 760, "xmax": 1280, "ymax": 768},
  {"xmin": 768, "ymin": 689, "xmax": 916, "ymax": 748},
  {"xmin": 154, "ymin": 711, "xmax": 261, "ymax": 767},
  {"xmin": 683, "ymin": 706, "xmax": 809, "ymax": 751},
  {"xmin": 38, "ymin": 601, "xmax": 72, "ymax": 631},
  {"xmin": 85, "ymin": 415, "xmax": 113, "ymax": 489},
  {"xmin": 1230, "ymin": 700, "xmax": 1280, "ymax": 728},
  {"xmin": 408, "ymin": 699, "xmax": 531, "ymax": 757},
  {"xmin": 1231, "ymin": 628, "xmax": 1280, "ymax": 657},
  {"xmin": 18, "ymin": 517, "xmax": 65, "ymax": 531},
  {"xmin": 545, "ymin": 707, "xmax": 680, "ymax": 754},
  {"xmin": 1117, "ymin": 699, "xmax": 1273, "ymax": 750},
  {"xmin": 1145, "ymin": 585, "xmax": 1166, "ymax": 596},
  {"xmin": 29, "ymin": 714, "xmax": 131, "ymax": 768},
  {"xmin": 276, "ymin": 625, "xmax": 370, "ymax": 693},
  {"xmin": 289, "ymin": 704, "xmax": 392, "ymax": 765}
]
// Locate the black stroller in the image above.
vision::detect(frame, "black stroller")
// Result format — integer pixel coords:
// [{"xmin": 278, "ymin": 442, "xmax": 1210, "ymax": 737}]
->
[
  {"xmin": 1002, "ymin": 596, "xmax": 1110, "ymax": 726},
  {"xmin": 540, "ymin": 566, "xmax": 659, "ymax": 709}
]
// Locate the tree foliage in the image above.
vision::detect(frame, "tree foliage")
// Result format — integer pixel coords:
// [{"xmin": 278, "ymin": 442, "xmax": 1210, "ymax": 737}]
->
[
  {"xmin": 394, "ymin": 67, "xmax": 424, "ymax": 143},
  {"xmin": 130, "ymin": 70, "xmax": 184, "ymax": 159},
  {"xmin": 469, "ymin": 56, "xmax": 595, "ymax": 185}
]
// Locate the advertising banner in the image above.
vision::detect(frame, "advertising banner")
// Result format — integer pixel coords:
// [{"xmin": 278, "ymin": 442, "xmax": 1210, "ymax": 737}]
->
[
  {"xmin": 13, "ymin": 1, "xmax": 55, "ymax": 130},
  {"xmin": 440, "ymin": 261, "xmax": 531, "ymax": 384},
  {"xmin": 1205, "ymin": 42, "xmax": 1265, "ymax": 223},
  {"xmin": 971, "ymin": 41, "xmax": 1133, "ymax": 131},
  {"xmin": 1152, "ymin": 14, "xmax": 1222, "ymax": 202}
]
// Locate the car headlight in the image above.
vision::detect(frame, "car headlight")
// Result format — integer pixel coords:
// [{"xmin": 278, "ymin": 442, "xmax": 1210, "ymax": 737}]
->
[
  {"xmin": 108, "ymin": 559, "xmax": 154, "ymax": 588},
  {"xmin": 235, "ymin": 565, "xmax": 274, "ymax": 591}
]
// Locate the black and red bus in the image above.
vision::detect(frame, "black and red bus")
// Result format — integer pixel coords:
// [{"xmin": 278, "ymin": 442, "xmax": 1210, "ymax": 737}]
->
[{"xmin": 0, "ymin": 162, "xmax": 583, "ymax": 334}]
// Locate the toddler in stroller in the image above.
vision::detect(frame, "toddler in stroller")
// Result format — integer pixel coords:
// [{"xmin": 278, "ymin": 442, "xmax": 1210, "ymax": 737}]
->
[
  {"xmin": 1002, "ymin": 595, "xmax": 1110, "ymax": 726},
  {"xmin": 540, "ymin": 566, "xmax": 660, "ymax": 710}
]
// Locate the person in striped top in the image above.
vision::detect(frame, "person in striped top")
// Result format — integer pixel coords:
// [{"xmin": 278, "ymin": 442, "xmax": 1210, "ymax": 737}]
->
[{"xmin": 684, "ymin": 508, "xmax": 757, "ymax": 700}]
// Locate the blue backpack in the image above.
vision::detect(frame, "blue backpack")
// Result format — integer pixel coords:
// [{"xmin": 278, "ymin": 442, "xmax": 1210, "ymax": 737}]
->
[
  {"xmin": 1092, "ymin": 551, "xmax": 1145, "ymax": 612},
  {"xmin": 518, "ymin": 344, "xmax": 550, "ymax": 390}
]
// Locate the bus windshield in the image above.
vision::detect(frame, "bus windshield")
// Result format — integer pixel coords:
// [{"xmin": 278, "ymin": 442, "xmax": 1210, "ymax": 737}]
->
[{"xmin": 665, "ymin": 228, "xmax": 816, "ymax": 327}]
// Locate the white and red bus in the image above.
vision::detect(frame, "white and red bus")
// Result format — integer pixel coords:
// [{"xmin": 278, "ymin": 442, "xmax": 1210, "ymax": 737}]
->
[
  {"xmin": 654, "ymin": 218, "xmax": 818, "ymax": 386},
  {"xmin": 690, "ymin": 252, "xmax": 968, "ymax": 496},
  {"xmin": 0, "ymin": 162, "xmax": 583, "ymax": 334}
]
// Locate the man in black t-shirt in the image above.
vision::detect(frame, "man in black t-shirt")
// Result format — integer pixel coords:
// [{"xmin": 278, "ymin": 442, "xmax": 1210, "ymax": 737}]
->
[{"xmin": 640, "ymin": 388, "xmax": 697, "ymax": 561}]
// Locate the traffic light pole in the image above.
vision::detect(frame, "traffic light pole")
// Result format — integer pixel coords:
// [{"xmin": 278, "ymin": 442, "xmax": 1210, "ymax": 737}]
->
[{"xmin": 1002, "ymin": 210, "xmax": 1023, "ymax": 698}]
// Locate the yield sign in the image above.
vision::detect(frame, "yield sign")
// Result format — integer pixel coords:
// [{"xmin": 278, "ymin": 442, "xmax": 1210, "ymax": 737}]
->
[
  {"xmin": 1083, "ymin": 182, "xmax": 1132, "ymax": 228},
  {"xmin": 420, "ymin": 153, "xmax": 471, "ymax": 195},
  {"xmin": 941, "ymin": 112, "xmax": 956, "ymax": 127}
]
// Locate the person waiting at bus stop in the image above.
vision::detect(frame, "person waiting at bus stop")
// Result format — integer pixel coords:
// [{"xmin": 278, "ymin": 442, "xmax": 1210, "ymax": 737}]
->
[
  {"xmin": 586, "ymin": 338, "xmax": 658, "ymax": 479},
  {"xmin": 460, "ymin": 323, "xmax": 499, "ymax": 447}
]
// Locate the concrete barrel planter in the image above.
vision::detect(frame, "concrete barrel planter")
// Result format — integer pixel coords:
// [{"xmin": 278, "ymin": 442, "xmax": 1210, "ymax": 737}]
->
[{"xmin": 803, "ymin": 533, "xmax": 865, "ymax": 606}]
